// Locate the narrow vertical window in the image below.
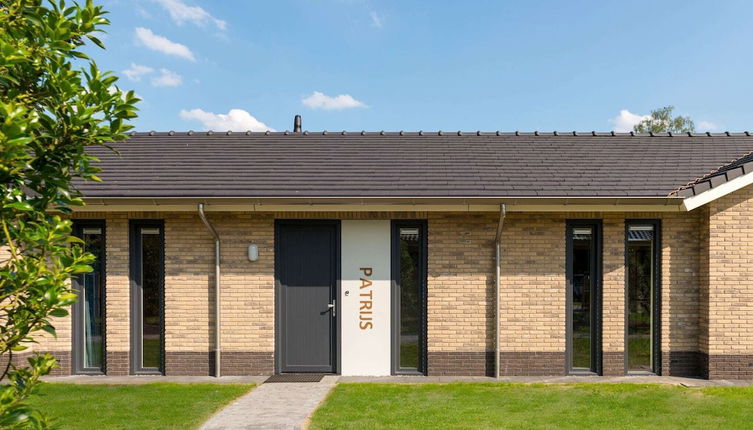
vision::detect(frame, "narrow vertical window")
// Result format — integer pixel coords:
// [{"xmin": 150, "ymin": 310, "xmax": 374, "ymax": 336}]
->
[
  {"xmin": 626, "ymin": 222, "xmax": 660, "ymax": 373},
  {"xmin": 392, "ymin": 221, "xmax": 427, "ymax": 375},
  {"xmin": 72, "ymin": 221, "xmax": 106, "ymax": 374},
  {"xmin": 566, "ymin": 221, "xmax": 601, "ymax": 374},
  {"xmin": 130, "ymin": 221, "xmax": 164, "ymax": 374}
]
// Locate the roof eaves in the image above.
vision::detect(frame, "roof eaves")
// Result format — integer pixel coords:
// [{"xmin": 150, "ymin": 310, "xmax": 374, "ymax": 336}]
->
[
  {"xmin": 682, "ymin": 166, "xmax": 753, "ymax": 211},
  {"xmin": 671, "ymin": 148, "xmax": 753, "ymax": 197}
]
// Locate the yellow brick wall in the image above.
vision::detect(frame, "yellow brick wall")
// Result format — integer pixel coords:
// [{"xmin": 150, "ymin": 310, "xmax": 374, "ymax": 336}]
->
[
  {"xmin": 103, "ymin": 213, "xmax": 130, "ymax": 371},
  {"xmin": 698, "ymin": 206, "xmax": 710, "ymax": 356},
  {"xmin": 705, "ymin": 185, "xmax": 753, "ymax": 356},
  {"xmin": 213, "ymin": 213, "xmax": 275, "ymax": 353},
  {"xmin": 602, "ymin": 215, "xmax": 626, "ymax": 350},
  {"xmin": 498, "ymin": 213, "xmax": 565, "ymax": 354},
  {"xmin": 32, "ymin": 209, "xmax": 704, "ymax": 376},
  {"xmin": 427, "ymin": 213, "xmax": 496, "ymax": 353},
  {"xmin": 662, "ymin": 212, "xmax": 703, "ymax": 354},
  {"xmin": 478, "ymin": 211, "xmax": 702, "ymax": 375}
]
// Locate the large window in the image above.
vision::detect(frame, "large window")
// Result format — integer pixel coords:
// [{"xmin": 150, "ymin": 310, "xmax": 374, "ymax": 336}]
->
[
  {"xmin": 626, "ymin": 221, "xmax": 660, "ymax": 373},
  {"xmin": 72, "ymin": 220, "xmax": 106, "ymax": 374},
  {"xmin": 566, "ymin": 220, "xmax": 602, "ymax": 374},
  {"xmin": 130, "ymin": 220, "xmax": 165, "ymax": 374},
  {"xmin": 392, "ymin": 221, "xmax": 427, "ymax": 375}
]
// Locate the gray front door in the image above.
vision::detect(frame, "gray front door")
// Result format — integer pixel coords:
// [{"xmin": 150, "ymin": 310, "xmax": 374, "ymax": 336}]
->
[{"xmin": 276, "ymin": 221, "xmax": 338, "ymax": 373}]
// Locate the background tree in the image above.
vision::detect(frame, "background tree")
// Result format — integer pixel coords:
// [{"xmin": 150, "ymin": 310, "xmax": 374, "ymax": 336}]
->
[
  {"xmin": 0, "ymin": 0, "xmax": 138, "ymax": 427},
  {"xmin": 633, "ymin": 106, "xmax": 695, "ymax": 133}
]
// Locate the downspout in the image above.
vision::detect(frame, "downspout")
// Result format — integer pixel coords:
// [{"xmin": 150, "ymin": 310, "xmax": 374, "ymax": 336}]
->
[
  {"xmin": 198, "ymin": 203, "xmax": 221, "ymax": 377},
  {"xmin": 495, "ymin": 204, "xmax": 506, "ymax": 379}
]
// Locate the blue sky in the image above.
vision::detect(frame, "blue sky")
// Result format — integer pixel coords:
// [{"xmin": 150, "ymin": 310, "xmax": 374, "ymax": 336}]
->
[{"xmin": 94, "ymin": 0, "xmax": 753, "ymax": 132}]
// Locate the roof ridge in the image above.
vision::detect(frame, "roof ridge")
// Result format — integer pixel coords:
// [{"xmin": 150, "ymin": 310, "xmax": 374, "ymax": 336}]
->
[{"xmin": 129, "ymin": 130, "xmax": 753, "ymax": 137}]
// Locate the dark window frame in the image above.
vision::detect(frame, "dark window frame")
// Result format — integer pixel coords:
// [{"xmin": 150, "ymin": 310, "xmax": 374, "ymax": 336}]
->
[
  {"xmin": 71, "ymin": 219, "xmax": 107, "ymax": 375},
  {"xmin": 565, "ymin": 219, "xmax": 603, "ymax": 375},
  {"xmin": 129, "ymin": 219, "xmax": 165, "ymax": 375},
  {"xmin": 624, "ymin": 219, "xmax": 662, "ymax": 375},
  {"xmin": 390, "ymin": 220, "xmax": 428, "ymax": 376}
]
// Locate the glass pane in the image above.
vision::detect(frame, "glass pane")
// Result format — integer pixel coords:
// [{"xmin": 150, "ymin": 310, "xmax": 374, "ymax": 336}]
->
[
  {"xmin": 141, "ymin": 229, "xmax": 162, "ymax": 369},
  {"xmin": 399, "ymin": 227, "xmax": 421, "ymax": 369},
  {"xmin": 627, "ymin": 225, "xmax": 654, "ymax": 371},
  {"xmin": 82, "ymin": 230, "xmax": 104, "ymax": 369},
  {"xmin": 571, "ymin": 228, "xmax": 592, "ymax": 370}
]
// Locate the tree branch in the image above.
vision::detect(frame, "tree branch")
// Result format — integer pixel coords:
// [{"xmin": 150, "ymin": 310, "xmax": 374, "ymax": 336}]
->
[{"xmin": 1, "ymin": 349, "xmax": 13, "ymax": 382}]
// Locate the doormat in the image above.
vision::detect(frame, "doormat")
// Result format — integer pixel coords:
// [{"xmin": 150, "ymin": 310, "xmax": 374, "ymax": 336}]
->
[{"xmin": 264, "ymin": 374, "xmax": 325, "ymax": 383}]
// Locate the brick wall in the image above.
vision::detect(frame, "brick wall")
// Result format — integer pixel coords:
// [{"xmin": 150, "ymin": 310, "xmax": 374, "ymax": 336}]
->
[
  {"xmin": 35, "ymin": 211, "xmax": 279, "ymax": 376},
  {"xmin": 104, "ymin": 213, "xmax": 130, "ymax": 375},
  {"xmin": 429, "ymin": 212, "xmax": 701, "ymax": 375},
  {"xmin": 213, "ymin": 213, "xmax": 276, "ymax": 375},
  {"xmin": 703, "ymin": 185, "xmax": 753, "ymax": 379},
  {"xmin": 662, "ymin": 212, "xmax": 703, "ymax": 376},
  {"xmin": 427, "ymin": 213, "xmax": 496, "ymax": 376},
  {"xmin": 31, "ymin": 209, "xmax": 706, "ymax": 378},
  {"xmin": 497, "ymin": 213, "xmax": 567, "ymax": 376},
  {"xmin": 427, "ymin": 211, "xmax": 702, "ymax": 377},
  {"xmin": 602, "ymin": 215, "xmax": 626, "ymax": 376}
]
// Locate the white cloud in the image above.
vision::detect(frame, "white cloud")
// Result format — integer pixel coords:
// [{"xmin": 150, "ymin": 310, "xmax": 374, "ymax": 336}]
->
[
  {"xmin": 154, "ymin": 0, "xmax": 226, "ymax": 30},
  {"xmin": 179, "ymin": 108, "xmax": 274, "ymax": 131},
  {"xmin": 122, "ymin": 63, "xmax": 154, "ymax": 81},
  {"xmin": 151, "ymin": 68, "xmax": 182, "ymax": 87},
  {"xmin": 369, "ymin": 11, "xmax": 383, "ymax": 28},
  {"xmin": 137, "ymin": 7, "xmax": 151, "ymax": 18},
  {"xmin": 302, "ymin": 91, "xmax": 367, "ymax": 110},
  {"xmin": 697, "ymin": 120, "xmax": 718, "ymax": 131},
  {"xmin": 134, "ymin": 27, "xmax": 195, "ymax": 61},
  {"xmin": 609, "ymin": 109, "xmax": 650, "ymax": 132}
]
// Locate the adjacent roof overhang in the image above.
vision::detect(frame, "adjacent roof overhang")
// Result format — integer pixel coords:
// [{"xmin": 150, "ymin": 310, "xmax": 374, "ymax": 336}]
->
[
  {"xmin": 681, "ymin": 168, "xmax": 753, "ymax": 211},
  {"xmin": 74, "ymin": 196, "xmax": 685, "ymax": 213}
]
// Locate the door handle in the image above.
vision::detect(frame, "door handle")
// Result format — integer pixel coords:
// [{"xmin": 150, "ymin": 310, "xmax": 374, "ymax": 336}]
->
[{"xmin": 327, "ymin": 300, "xmax": 336, "ymax": 318}]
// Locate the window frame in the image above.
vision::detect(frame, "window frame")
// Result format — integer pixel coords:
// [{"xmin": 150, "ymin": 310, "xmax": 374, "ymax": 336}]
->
[
  {"xmin": 624, "ymin": 219, "xmax": 662, "ymax": 375},
  {"xmin": 71, "ymin": 219, "xmax": 107, "ymax": 375},
  {"xmin": 565, "ymin": 219, "xmax": 603, "ymax": 375},
  {"xmin": 129, "ymin": 219, "xmax": 165, "ymax": 375},
  {"xmin": 390, "ymin": 220, "xmax": 428, "ymax": 376}
]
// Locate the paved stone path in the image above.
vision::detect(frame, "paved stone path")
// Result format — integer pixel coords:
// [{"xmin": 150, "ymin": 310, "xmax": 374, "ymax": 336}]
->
[{"xmin": 200, "ymin": 375, "xmax": 338, "ymax": 430}]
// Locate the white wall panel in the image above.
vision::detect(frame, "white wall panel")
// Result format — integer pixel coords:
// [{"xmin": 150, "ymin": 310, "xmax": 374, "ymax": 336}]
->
[{"xmin": 340, "ymin": 220, "xmax": 391, "ymax": 376}]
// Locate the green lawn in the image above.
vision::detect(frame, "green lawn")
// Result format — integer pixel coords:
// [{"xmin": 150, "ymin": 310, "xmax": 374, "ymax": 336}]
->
[
  {"xmin": 310, "ymin": 383, "xmax": 753, "ymax": 429},
  {"xmin": 29, "ymin": 383, "xmax": 253, "ymax": 430}
]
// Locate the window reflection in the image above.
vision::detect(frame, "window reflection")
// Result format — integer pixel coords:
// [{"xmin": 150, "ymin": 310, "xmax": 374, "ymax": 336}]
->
[
  {"xmin": 80, "ymin": 227, "xmax": 104, "ymax": 370},
  {"xmin": 140, "ymin": 227, "xmax": 162, "ymax": 369},
  {"xmin": 399, "ymin": 227, "xmax": 421, "ymax": 370},
  {"xmin": 571, "ymin": 227, "xmax": 593, "ymax": 370},
  {"xmin": 627, "ymin": 225, "xmax": 655, "ymax": 372}
]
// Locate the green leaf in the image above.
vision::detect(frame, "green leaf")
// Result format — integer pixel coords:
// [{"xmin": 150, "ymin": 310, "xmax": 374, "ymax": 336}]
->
[
  {"xmin": 40, "ymin": 324, "xmax": 57, "ymax": 337},
  {"xmin": 4, "ymin": 202, "xmax": 34, "ymax": 211},
  {"xmin": 49, "ymin": 309, "xmax": 69, "ymax": 318},
  {"xmin": 86, "ymin": 35, "xmax": 105, "ymax": 49},
  {"xmin": 70, "ymin": 264, "xmax": 93, "ymax": 273}
]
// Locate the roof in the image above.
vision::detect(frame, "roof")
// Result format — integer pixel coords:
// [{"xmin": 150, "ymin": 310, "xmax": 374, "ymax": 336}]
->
[{"xmin": 76, "ymin": 131, "xmax": 753, "ymax": 199}]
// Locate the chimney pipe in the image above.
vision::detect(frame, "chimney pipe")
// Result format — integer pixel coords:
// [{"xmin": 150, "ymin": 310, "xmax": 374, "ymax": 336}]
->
[{"xmin": 293, "ymin": 115, "xmax": 302, "ymax": 133}]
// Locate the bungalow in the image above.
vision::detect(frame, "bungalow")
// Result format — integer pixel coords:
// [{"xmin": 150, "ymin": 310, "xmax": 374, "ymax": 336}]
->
[{"xmin": 33, "ymin": 124, "xmax": 753, "ymax": 379}]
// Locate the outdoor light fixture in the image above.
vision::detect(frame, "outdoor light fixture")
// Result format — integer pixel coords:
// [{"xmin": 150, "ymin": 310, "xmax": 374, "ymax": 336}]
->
[{"xmin": 248, "ymin": 244, "xmax": 259, "ymax": 262}]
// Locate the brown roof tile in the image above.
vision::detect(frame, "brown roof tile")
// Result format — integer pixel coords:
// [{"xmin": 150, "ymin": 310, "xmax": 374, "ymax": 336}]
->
[{"xmin": 75, "ymin": 132, "xmax": 753, "ymax": 199}]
